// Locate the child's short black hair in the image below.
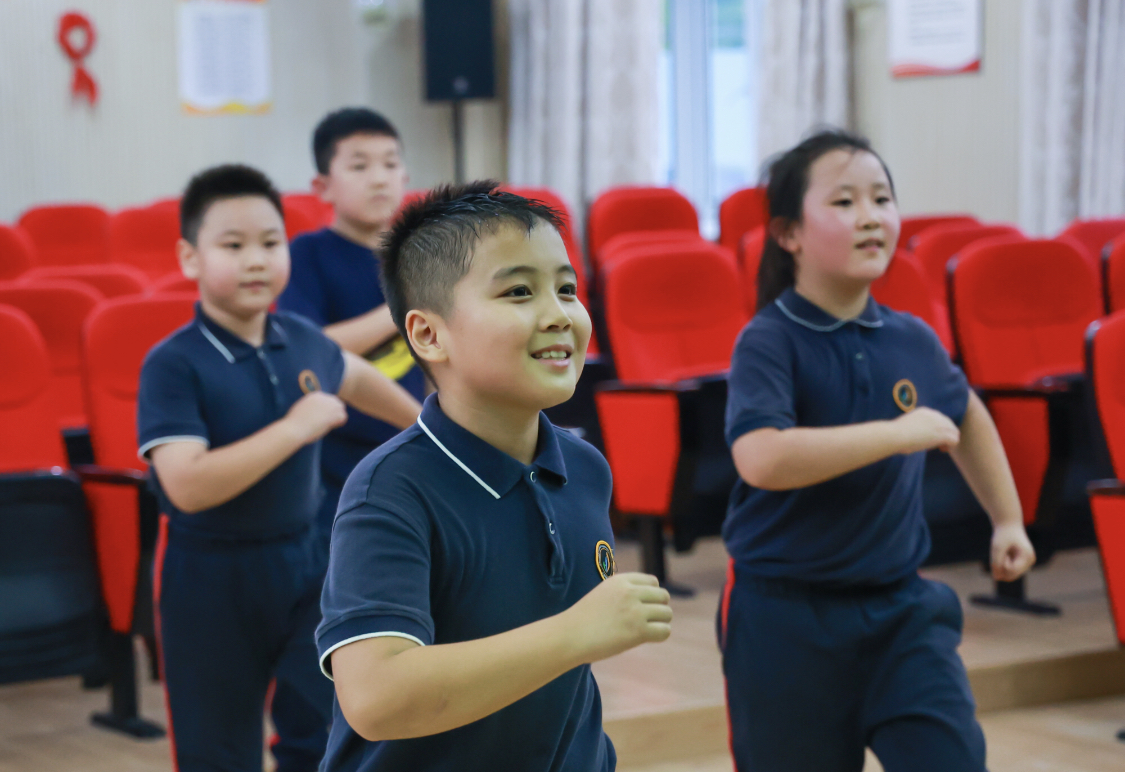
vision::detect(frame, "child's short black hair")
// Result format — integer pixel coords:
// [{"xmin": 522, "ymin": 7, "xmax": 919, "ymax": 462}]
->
[
  {"xmin": 313, "ymin": 107, "xmax": 401, "ymax": 175},
  {"xmin": 180, "ymin": 164, "xmax": 284, "ymax": 245},
  {"xmin": 380, "ymin": 180, "xmax": 563, "ymax": 374}
]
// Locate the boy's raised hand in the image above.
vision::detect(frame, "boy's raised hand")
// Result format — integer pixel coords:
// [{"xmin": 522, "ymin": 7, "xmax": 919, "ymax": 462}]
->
[
  {"xmin": 562, "ymin": 572, "xmax": 672, "ymax": 664},
  {"xmin": 990, "ymin": 522, "xmax": 1036, "ymax": 582},
  {"xmin": 285, "ymin": 391, "xmax": 349, "ymax": 444},
  {"xmin": 893, "ymin": 407, "xmax": 961, "ymax": 454}
]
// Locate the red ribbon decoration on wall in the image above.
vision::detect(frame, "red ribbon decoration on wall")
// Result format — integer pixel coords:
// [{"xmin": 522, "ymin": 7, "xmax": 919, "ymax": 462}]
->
[{"xmin": 57, "ymin": 11, "xmax": 98, "ymax": 105}]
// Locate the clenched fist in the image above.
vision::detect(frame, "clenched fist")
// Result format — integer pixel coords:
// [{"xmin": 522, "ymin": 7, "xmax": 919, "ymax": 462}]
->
[{"xmin": 562, "ymin": 572, "xmax": 673, "ymax": 664}]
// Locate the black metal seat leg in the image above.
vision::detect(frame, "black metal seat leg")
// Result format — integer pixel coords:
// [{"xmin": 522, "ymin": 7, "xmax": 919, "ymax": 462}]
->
[
  {"xmin": 970, "ymin": 576, "xmax": 1060, "ymax": 616},
  {"xmin": 636, "ymin": 517, "xmax": 694, "ymax": 598},
  {"xmin": 90, "ymin": 631, "xmax": 164, "ymax": 739}
]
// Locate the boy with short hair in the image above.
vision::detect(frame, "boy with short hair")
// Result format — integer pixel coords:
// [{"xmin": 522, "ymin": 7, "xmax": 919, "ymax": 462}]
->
[
  {"xmin": 317, "ymin": 182, "xmax": 673, "ymax": 771},
  {"xmin": 278, "ymin": 107, "xmax": 425, "ymax": 533},
  {"xmin": 138, "ymin": 164, "xmax": 422, "ymax": 772}
]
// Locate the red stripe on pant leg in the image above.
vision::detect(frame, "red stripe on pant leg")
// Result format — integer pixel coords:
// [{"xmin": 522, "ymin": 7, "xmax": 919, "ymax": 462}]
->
[
  {"xmin": 152, "ymin": 515, "xmax": 179, "ymax": 772},
  {"xmin": 720, "ymin": 558, "xmax": 737, "ymax": 770}
]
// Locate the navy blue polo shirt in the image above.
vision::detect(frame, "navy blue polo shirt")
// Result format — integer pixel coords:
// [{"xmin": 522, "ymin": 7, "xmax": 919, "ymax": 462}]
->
[
  {"xmin": 278, "ymin": 228, "xmax": 427, "ymax": 485},
  {"xmin": 137, "ymin": 304, "xmax": 345, "ymax": 539},
  {"xmin": 724, "ymin": 288, "xmax": 970, "ymax": 587},
  {"xmin": 317, "ymin": 394, "xmax": 616, "ymax": 772}
]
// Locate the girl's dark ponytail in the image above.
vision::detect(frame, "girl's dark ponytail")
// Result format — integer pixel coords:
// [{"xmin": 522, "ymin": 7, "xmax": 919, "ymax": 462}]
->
[{"xmin": 754, "ymin": 127, "xmax": 894, "ymax": 313}]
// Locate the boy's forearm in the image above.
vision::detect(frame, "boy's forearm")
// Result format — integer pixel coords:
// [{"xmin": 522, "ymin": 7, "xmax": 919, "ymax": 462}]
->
[
  {"xmin": 336, "ymin": 612, "xmax": 585, "ymax": 741},
  {"xmin": 949, "ymin": 392, "xmax": 1024, "ymax": 528},
  {"xmin": 158, "ymin": 420, "xmax": 307, "ymax": 513},
  {"xmin": 734, "ymin": 421, "xmax": 902, "ymax": 490},
  {"xmin": 339, "ymin": 352, "xmax": 422, "ymax": 429},
  {"xmin": 323, "ymin": 306, "xmax": 399, "ymax": 355}
]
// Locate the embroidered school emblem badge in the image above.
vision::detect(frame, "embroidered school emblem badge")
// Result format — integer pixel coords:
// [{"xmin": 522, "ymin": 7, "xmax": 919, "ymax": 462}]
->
[
  {"xmin": 595, "ymin": 540, "xmax": 616, "ymax": 581},
  {"xmin": 298, "ymin": 369, "xmax": 321, "ymax": 394},
  {"xmin": 893, "ymin": 379, "xmax": 917, "ymax": 413}
]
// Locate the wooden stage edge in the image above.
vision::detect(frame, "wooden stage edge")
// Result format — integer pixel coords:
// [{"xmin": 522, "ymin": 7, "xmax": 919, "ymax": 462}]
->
[{"xmin": 604, "ymin": 646, "xmax": 1125, "ymax": 767}]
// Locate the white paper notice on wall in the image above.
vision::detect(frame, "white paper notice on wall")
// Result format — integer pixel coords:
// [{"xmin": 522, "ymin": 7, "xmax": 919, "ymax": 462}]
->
[
  {"xmin": 178, "ymin": 0, "xmax": 271, "ymax": 114},
  {"xmin": 887, "ymin": 0, "xmax": 982, "ymax": 78}
]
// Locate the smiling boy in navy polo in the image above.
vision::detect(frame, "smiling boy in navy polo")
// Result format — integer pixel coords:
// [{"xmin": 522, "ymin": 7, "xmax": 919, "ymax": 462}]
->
[
  {"xmin": 316, "ymin": 182, "xmax": 674, "ymax": 772},
  {"xmin": 137, "ymin": 165, "xmax": 422, "ymax": 772},
  {"xmin": 278, "ymin": 108, "xmax": 426, "ymax": 536}
]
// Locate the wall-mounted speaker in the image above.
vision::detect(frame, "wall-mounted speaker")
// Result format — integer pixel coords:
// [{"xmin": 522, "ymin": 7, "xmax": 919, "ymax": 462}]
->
[{"xmin": 422, "ymin": 0, "xmax": 495, "ymax": 102}]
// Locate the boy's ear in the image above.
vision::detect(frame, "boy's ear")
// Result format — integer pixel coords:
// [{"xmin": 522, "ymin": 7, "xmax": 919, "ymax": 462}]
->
[
  {"xmin": 404, "ymin": 309, "xmax": 448, "ymax": 368},
  {"xmin": 311, "ymin": 174, "xmax": 331, "ymax": 201},
  {"xmin": 177, "ymin": 238, "xmax": 201, "ymax": 280},
  {"xmin": 770, "ymin": 216, "xmax": 800, "ymax": 255}
]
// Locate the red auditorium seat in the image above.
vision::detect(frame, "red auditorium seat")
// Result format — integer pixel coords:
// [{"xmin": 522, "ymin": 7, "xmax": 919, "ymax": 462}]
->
[
  {"xmin": 1106, "ymin": 236, "xmax": 1125, "ymax": 313},
  {"xmin": 0, "ymin": 304, "xmax": 162, "ymax": 734},
  {"xmin": 21, "ymin": 264, "xmax": 148, "ymax": 298},
  {"xmin": 950, "ymin": 237, "xmax": 1102, "ymax": 612},
  {"xmin": 899, "ymin": 214, "xmax": 978, "ymax": 251},
  {"xmin": 586, "ymin": 186, "xmax": 699, "ymax": 260},
  {"xmin": 147, "ymin": 272, "xmax": 198, "ymax": 296},
  {"xmin": 282, "ymin": 193, "xmax": 334, "ymax": 231},
  {"xmin": 109, "ymin": 205, "xmax": 181, "ymax": 279},
  {"xmin": 594, "ymin": 243, "xmax": 747, "ymax": 592},
  {"xmin": 870, "ymin": 251, "xmax": 954, "ymax": 354},
  {"xmin": 718, "ymin": 187, "xmax": 768, "ymax": 254},
  {"xmin": 81, "ymin": 294, "xmax": 196, "ymax": 642},
  {"xmin": 0, "ymin": 280, "xmax": 104, "ymax": 429},
  {"xmin": 738, "ymin": 227, "xmax": 766, "ymax": 315},
  {"xmin": 1086, "ymin": 312, "xmax": 1125, "ymax": 645},
  {"xmin": 595, "ymin": 229, "xmax": 704, "ymax": 274},
  {"xmin": 913, "ymin": 222, "xmax": 1023, "ymax": 307},
  {"xmin": 1058, "ymin": 218, "xmax": 1125, "ymax": 267},
  {"xmin": 282, "ymin": 200, "xmax": 320, "ymax": 241},
  {"xmin": 18, "ymin": 204, "xmax": 111, "ymax": 266},
  {"xmin": 0, "ymin": 223, "xmax": 37, "ymax": 280}
]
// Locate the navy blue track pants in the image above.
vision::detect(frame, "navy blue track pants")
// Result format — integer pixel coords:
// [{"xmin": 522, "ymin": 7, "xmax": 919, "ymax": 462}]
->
[
  {"xmin": 155, "ymin": 519, "xmax": 334, "ymax": 772},
  {"xmin": 718, "ymin": 561, "xmax": 987, "ymax": 772}
]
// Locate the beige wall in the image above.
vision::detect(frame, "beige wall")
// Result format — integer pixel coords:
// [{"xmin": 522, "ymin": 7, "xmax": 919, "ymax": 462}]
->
[
  {"xmin": 0, "ymin": 0, "xmax": 507, "ymax": 222},
  {"xmin": 851, "ymin": 0, "xmax": 1022, "ymax": 222}
]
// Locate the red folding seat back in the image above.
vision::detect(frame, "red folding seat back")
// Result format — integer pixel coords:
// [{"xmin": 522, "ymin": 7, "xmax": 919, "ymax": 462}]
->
[
  {"xmin": 951, "ymin": 237, "xmax": 1101, "ymax": 522},
  {"xmin": 596, "ymin": 230, "xmax": 705, "ymax": 274},
  {"xmin": 109, "ymin": 206, "xmax": 181, "ymax": 279},
  {"xmin": 870, "ymin": 252, "xmax": 954, "ymax": 354},
  {"xmin": 0, "ymin": 223, "xmax": 37, "ymax": 280},
  {"xmin": 739, "ymin": 227, "xmax": 766, "ymax": 316},
  {"xmin": 148, "ymin": 272, "xmax": 199, "ymax": 296},
  {"xmin": 718, "ymin": 187, "xmax": 768, "ymax": 253},
  {"xmin": 913, "ymin": 223, "xmax": 1023, "ymax": 307},
  {"xmin": 587, "ymin": 186, "xmax": 699, "ymax": 259},
  {"xmin": 0, "ymin": 280, "xmax": 104, "ymax": 429},
  {"xmin": 1086, "ymin": 313, "xmax": 1125, "ymax": 644},
  {"xmin": 0, "ymin": 306, "xmax": 68, "ymax": 471},
  {"xmin": 596, "ymin": 244, "xmax": 746, "ymax": 517},
  {"xmin": 18, "ymin": 204, "xmax": 110, "ymax": 266},
  {"xmin": 82, "ymin": 294, "xmax": 196, "ymax": 633},
  {"xmin": 1107, "ymin": 236, "xmax": 1125, "ymax": 313},
  {"xmin": 282, "ymin": 193, "xmax": 334, "ymax": 230},
  {"xmin": 1058, "ymin": 218, "xmax": 1125, "ymax": 266},
  {"xmin": 283, "ymin": 200, "xmax": 320, "ymax": 241},
  {"xmin": 899, "ymin": 214, "xmax": 978, "ymax": 251},
  {"xmin": 22, "ymin": 264, "xmax": 148, "ymax": 299},
  {"xmin": 601, "ymin": 243, "xmax": 747, "ymax": 382}
]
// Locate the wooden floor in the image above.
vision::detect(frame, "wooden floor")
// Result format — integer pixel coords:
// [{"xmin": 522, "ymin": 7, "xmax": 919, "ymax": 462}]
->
[{"xmin": 1, "ymin": 539, "xmax": 1123, "ymax": 771}]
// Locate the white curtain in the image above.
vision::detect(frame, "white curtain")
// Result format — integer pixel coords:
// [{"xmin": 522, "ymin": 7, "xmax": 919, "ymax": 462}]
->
[
  {"xmin": 756, "ymin": 0, "xmax": 849, "ymax": 163},
  {"xmin": 1020, "ymin": 0, "xmax": 1125, "ymax": 236},
  {"xmin": 507, "ymin": 0, "xmax": 662, "ymax": 227}
]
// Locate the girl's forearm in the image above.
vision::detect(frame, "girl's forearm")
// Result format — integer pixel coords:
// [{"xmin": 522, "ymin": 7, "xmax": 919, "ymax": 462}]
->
[{"xmin": 949, "ymin": 392, "xmax": 1024, "ymax": 528}]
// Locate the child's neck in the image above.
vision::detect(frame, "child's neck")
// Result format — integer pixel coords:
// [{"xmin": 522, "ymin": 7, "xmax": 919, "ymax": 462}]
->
[
  {"xmin": 331, "ymin": 215, "xmax": 388, "ymax": 252},
  {"xmin": 794, "ymin": 274, "xmax": 871, "ymax": 321},
  {"xmin": 435, "ymin": 386, "xmax": 541, "ymax": 466},
  {"xmin": 200, "ymin": 297, "xmax": 269, "ymax": 347}
]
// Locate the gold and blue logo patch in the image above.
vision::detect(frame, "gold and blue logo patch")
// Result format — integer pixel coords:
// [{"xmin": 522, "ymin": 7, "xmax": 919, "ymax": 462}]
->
[
  {"xmin": 595, "ymin": 540, "xmax": 616, "ymax": 581},
  {"xmin": 298, "ymin": 369, "xmax": 321, "ymax": 394},
  {"xmin": 893, "ymin": 379, "xmax": 917, "ymax": 413}
]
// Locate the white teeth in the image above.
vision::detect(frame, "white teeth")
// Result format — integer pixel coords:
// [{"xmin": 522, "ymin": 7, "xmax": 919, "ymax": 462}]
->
[{"xmin": 533, "ymin": 350, "xmax": 569, "ymax": 360}]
